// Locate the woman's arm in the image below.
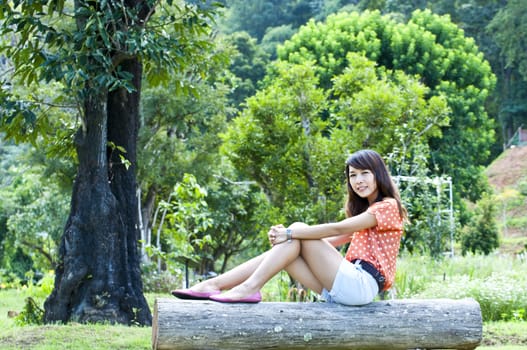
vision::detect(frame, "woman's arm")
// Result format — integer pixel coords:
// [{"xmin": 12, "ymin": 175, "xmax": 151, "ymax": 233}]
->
[
  {"xmin": 324, "ymin": 234, "xmax": 353, "ymax": 247},
  {"xmin": 271, "ymin": 211, "xmax": 377, "ymax": 244}
]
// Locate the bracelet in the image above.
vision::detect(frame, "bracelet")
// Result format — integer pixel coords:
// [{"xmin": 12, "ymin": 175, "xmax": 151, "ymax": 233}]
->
[{"xmin": 286, "ymin": 228, "xmax": 292, "ymax": 243}]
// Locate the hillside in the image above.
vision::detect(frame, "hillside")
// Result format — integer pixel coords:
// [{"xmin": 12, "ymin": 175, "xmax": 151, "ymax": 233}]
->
[
  {"xmin": 486, "ymin": 146, "xmax": 527, "ymax": 191},
  {"xmin": 485, "ymin": 146, "xmax": 527, "ymax": 253}
]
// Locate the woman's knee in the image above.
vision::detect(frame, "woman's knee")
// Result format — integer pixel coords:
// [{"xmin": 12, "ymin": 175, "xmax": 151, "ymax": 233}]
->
[
  {"xmin": 273, "ymin": 235, "xmax": 301, "ymax": 255},
  {"xmin": 288, "ymin": 222, "xmax": 309, "ymax": 229}
]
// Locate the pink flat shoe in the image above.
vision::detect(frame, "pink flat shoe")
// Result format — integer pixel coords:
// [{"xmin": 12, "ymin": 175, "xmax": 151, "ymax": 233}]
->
[
  {"xmin": 171, "ymin": 289, "xmax": 221, "ymax": 300},
  {"xmin": 209, "ymin": 291, "xmax": 262, "ymax": 303}
]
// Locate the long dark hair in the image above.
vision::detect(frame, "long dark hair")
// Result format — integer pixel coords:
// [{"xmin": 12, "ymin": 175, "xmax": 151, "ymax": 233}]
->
[{"xmin": 344, "ymin": 149, "xmax": 407, "ymax": 220}]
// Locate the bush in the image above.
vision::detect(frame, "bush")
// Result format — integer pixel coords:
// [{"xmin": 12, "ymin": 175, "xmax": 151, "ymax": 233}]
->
[
  {"xmin": 395, "ymin": 254, "xmax": 527, "ymax": 321},
  {"xmin": 460, "ymin": 194, "xmax": 500, "ymax": 255},
  {"xmin": 141, "ymin": 263, "xmax": 183, "ymax": 293},
  {"xmin": 15, "ymin": 297, "xmax": 44, "ymax": 326},
  {"xmin": 10, "ymin": 271, "xmax": 54, "ymax": 326},
  {"xmin": 0, "ymin": 269, "xmax": 22, "ymax": 289},
  {"xmin": 412, "ymin": 273, "xmax": 526, "ymax": 321}
]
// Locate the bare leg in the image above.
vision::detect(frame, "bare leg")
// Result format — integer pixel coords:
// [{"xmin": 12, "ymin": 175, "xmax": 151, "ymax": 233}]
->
[
  {"xmin": 284, "ymin": 256, "xmax": 324, "ymax": 294},
  {"xmin": 189, "ymin": 223, "xmax": 306, "ymax": 295},
  {"xmin": 186, "ymin": 251, "xmax": 269, "ymax": 292},
  {"xmin": 214, "ymin": 239, "xmax": 302, "ymax": 299},
  {"xmin": 190, "ymin": 245, "xmax": 327, "ymax": 295},
  {"xmin": 299, "ymin": 238, "xmax": 343, "ymax": 290},
  {"xmin": 217, "ymin": 223, "xmax": 344, "ymax": 299},
  {"xmin": 188, "ymin": 224, "xmax": 344, "ymax": 300},
  {"xmin": 284, "ymin": 223, "xmax": 343, "ymax": 294}
]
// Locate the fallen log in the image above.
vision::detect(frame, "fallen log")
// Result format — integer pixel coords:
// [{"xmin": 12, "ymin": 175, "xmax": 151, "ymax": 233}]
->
[{"xmin": 152, "ymin": 298, "xmax": 482, "ymax": 350}]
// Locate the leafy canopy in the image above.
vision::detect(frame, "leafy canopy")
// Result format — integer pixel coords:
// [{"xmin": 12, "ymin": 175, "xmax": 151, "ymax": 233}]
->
[
  {"xmin": 278, "ymin": 9, "xmax": 496, "ymax": 201},
  {"xmin": 222, "ymin": 52, "xmax": 450, "ymax": 228},
  {"xmin": 0, "ymin": 0, "xmax": 222, "ymax": 144}
]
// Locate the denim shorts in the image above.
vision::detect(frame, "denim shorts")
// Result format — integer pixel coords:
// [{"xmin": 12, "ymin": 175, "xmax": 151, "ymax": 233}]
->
[{"xmin": 321, "ymin": 259, "xmax": 379, "ymax": 306}]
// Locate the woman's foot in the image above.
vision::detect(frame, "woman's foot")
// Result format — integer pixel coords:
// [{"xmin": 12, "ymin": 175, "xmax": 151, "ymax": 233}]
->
[
  {"xmin": 171, "ymin": 289, "xmax": 221, "ymax": 300},
  {"xmin": 210, "ymin": 291, "xmax": 261, "ymax": 303},
  {"xmin": 171, "ymin": 281, "xmax": 221, "ymax": 300},
  {"xmin": 209, "ymin": 285, "xmax": 262, "ymax": 303}
]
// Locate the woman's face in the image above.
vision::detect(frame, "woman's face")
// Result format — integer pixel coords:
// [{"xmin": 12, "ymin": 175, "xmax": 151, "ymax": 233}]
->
[{"xmin": 348, "ymin": 166, "xmax": 378, "ymax": 204}]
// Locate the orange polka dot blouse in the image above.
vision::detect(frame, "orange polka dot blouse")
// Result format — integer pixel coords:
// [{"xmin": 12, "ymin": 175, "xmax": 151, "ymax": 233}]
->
[{"xmin": 344, "ymin": 197, "xmax": 404, "ymax": 291}]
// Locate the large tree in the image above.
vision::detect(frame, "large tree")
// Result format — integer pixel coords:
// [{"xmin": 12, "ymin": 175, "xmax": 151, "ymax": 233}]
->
[
  {"xmin": 487, "ymin": 0, "xmax": 527, "ymax": 138},
  {"xmin": 278, "ymin": 10, "xmax": 496, "ymax": 202},
  {"xmin": 382, "ymin": 0, "xmax": 519, "ymax": 160},
  {"xmin": 220, "ymin": 0, "xmax": 315, "ymax": 41},
  {"xmin": 1, "ymin": 0, "xmax": 219, "ymax": 325},
  {"xmin": 222, "ymin": 54, "xmax": 449, "ymax": 227}
]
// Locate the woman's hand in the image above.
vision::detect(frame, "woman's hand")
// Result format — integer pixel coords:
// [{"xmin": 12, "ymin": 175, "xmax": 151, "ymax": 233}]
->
[{"xmin": 268, "ymin": 224, "xmax": 287, "ymax": 246}]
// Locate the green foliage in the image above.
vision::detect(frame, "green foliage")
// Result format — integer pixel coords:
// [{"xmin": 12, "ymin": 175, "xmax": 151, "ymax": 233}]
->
[
  {"xmin": 417, "ymin": 273, "xmax": 526, "ymax": 322},
  {"xmin": 331, "ymin": 53, "xmax": 449, "ymax": 155},
  {"xmin": 224, "ymin": 31, "xmax": 270, "ymax": 107},
  {"xmin": 223, "ymin": 49, "xmax": 453, "ymax": 255},
  {"xmin": 140, "ymin": 264, "xmax": 182, "ymax": 294},
  {"xmin": 260, "ymin": 25, "xmax": 296, "ymax": 59},
  {"xmin": 4, "ymin": 173, "xmax": 68, "ymax": 266},
  {"xmin": 0, "ymin": 139, "xmax": 68, "ymax": 276},
  {"xmin": 138, "ymin": 58, "xmax": 231, "ymax": 192},
  {"xmin": 397, "ymin": 175, "xmax": 455, "ymax": 257},
  {"xmin": 0, "ymin": 0, "xmax": 222, "ymax": 144},
  {"xmin": 15, "ymin": 297, "xmax": 44, "ymax": 326},
  {"xmin": 278, "ymin": 9, "xmax": 496, "ymax": 202},
  {"xmin": 2, "ymin": 0, "xmax": 218, "ymax": 89},
  {"xmin": 518, "ymin": 177, "xmax": 527, "ymax": 196},
  {"xmin": 220, "ymin": 0, "xmax": 315, "ymax": 40},
  {"xmin": 487, "ymin": 0, "xmax": 527, "ymax": 81},
  {"xmin": 13, "ymin": 271, "xmax": 54, "ymax": 325},
  {"xmin": 461, "ymin": 194, "xmax": 500, "ymax": 256},
  {"xmin": 395, "ymin": 254, "xmax": 527, "ymax": 322},
  {"xmin": 148, "ymin": 170, "xmax": 271, "ymax": 279},
  {"xmin": 162, "ymin": 174, "xmax": 214, "ymax": 270},
  {"xmin": 0, "ymin": 269, "xmax": 22, "ymax": 290},
  {"xmin": 222, "ymin": 60, "xmax": 345, "ymax": 224},
  {"xmin": 138, "ymin": 63, "xmax": 251, "ymax": 278},
  {"xmin": 203, "ymin": 170, "xmax": 274, "ymax": 273}
]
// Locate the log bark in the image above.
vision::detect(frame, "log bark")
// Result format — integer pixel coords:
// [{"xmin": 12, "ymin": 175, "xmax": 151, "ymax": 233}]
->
[{"xmin": 152, "ymin": 298, "xmax": 482, "ymax": 350}]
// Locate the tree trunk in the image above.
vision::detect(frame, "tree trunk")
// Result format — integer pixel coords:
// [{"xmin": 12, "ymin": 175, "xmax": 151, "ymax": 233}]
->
[
  {"xmin": 43, "ymin": 57, "xmax": 151, "ymax": 325},
  {"xmin": 152, "ymin": 298, "xmax": 482, "ymax": 350},
  {"xmin": 106, "ymin": 57, "xmax": 152, "ymax": 325}
]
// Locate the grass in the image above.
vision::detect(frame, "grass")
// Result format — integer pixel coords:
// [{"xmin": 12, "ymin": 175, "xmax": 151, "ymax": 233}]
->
[
  {"xmin": 394, "ymin": 254, "xmax": 527, "ymax": 322},
  {"xmin": 1, "ymin": 255, "xmax": 526, "ymax": 349},
  {"xmin": 482, "ymin": 322, "xmax": 527, "ymax": 349},
  {"xmin": 1, "ymin": 290, "xmax": 526, "ymax": 349},
  {"xmin": 0, "ymin": 289, "xmax": 157, "ymax": 350},
  {"xmin": 0, "ymin": 324, "xmax": 151, "ymax": 350}
]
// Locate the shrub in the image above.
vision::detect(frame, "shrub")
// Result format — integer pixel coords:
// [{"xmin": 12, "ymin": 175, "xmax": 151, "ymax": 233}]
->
[
  {"xmin": 141, "ymin": 263, "xmax": 183, "ymax": 293},
  {"xmin": 0, "ymin": 269, "xmax": 22, "ymax": 289},
  {"xmin": 412, "ymin": 273, "xmax": 527, "ymax": 321},
  {"xmin": 460, "ymin": 194, "xmax": 500, "ymax": 255},
  {"xmin": 395, "ymin": 255, "xmax": 527, "ymax": 321},
  {"xmin": 15, "ymin": 297, "xmax": 44, "ymax": 326},
  {"xmin": 11, "ymin": 271, "xmax": 54, "ymax": 326}
]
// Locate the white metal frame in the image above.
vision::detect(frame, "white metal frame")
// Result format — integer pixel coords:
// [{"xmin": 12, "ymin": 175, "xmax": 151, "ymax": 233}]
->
[{"xmin": 393, "ymin": 175, "xmax": 455, "ymax": 256}]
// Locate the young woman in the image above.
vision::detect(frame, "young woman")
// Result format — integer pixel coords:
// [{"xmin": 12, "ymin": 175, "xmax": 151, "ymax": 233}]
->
[{"xmin": 172, "ymin": 149, "xmax": 407, "ymax": 305}]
